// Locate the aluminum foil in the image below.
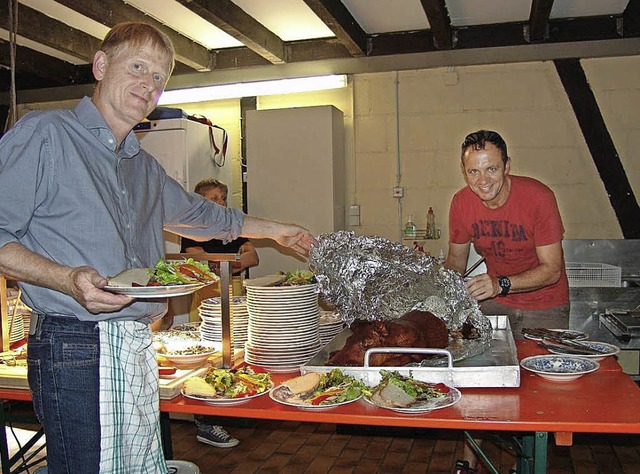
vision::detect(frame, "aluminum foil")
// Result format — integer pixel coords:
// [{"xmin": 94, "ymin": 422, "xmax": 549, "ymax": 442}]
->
[{"xmin": 308, "ymin": 231, "xmax": 492, "ymax": 362}]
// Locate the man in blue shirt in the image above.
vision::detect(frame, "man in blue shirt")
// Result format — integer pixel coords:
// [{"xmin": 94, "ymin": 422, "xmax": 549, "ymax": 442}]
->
[{"xmin": 0, "ymin": 22, "xmax": 316, "ymax": 473}]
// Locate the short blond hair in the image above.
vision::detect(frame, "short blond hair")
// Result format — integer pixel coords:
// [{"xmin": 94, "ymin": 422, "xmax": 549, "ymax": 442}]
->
[
  {"xmin": 194, "ymin": 178, "xmax": 228, "ymax": 196},
  {"xmin": 100, "ymin": 22, "xmax": 175, "ymax": 73}
]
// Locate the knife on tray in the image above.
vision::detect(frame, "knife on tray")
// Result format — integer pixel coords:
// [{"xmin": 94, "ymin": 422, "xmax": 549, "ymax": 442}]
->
[{"xmin": 538, "ymin": 338, "xmax": 604, "ymax": 356}]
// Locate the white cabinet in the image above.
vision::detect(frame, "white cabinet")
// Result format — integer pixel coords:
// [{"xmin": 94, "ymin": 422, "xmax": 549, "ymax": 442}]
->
[{"xmin": 246, "ymin": 106, "xmax": 345, "ymax": 277}]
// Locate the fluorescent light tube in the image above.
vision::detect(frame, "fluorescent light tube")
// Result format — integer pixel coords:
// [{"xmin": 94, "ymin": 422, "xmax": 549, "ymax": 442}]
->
[{"xmin": 158, "ymin": 74, "xmax": 348, "ymax": 105}]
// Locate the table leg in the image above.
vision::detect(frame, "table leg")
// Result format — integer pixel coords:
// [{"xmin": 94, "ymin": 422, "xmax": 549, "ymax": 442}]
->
[
  {"xmin": 462, "ymin": 431, "xmax": 500, "ymax": 474},
  {"xmin": 160, "ymin": 412, "xmax": 173, "ymax": 460},
  {"xmin": 1, "ymin": 402, "xmax": 10, "ymax": 474},
  {"xmin": 518, "ymin": 431, "xmax": 548, "ymax": 474}
]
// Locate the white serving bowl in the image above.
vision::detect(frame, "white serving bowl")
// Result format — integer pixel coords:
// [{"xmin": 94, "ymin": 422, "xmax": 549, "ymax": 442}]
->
[{"xmin": 520, "ymin": 355, "xmax": 600, "ymax": 382}]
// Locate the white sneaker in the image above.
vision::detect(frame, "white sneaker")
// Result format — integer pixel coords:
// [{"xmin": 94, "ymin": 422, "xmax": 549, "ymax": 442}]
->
[{"xmin": 166, "ymin": 459, "xmax": 200, "ymax": 474}]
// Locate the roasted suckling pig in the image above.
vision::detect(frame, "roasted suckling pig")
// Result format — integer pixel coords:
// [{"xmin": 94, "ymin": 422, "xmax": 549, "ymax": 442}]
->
[{"xmin": 326, "ymin": 310, "xmax": 449, "ymax": 367}]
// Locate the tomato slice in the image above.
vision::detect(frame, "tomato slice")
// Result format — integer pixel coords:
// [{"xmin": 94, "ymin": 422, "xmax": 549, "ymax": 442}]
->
[
  {"xmin": 159, "ymin": 367, "xmax": 177, "ymax": 376},
  {"xmin": 235, "ymin": 390, "xmax": 257, "ymax": 398},
  {"xmin": 433, "ymin": 383, "xmax": 450, "ymax": 393}
]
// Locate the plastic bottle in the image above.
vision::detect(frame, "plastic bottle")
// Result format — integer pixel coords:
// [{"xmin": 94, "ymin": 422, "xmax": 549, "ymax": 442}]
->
[
  {"xmin": 404, "ymin": 214, "xmax": 417, "ymax": 239},
  {"xmin": 438, "ymin": 248, "xmax": 446, "ymax": 264},
  {"xmin": 426, "ymin": 207, "xmax": 436, "ymax": 239}
]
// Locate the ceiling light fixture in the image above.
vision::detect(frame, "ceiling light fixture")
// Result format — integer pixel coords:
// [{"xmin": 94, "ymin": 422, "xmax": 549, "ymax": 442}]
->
[{"xmin": 158, "ymin": 74, "xmax": 348, "ymax": 105}]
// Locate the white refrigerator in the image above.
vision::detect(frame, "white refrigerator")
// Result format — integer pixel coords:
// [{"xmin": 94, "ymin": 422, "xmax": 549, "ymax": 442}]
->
[{"xmin": 246, "ymin": 106, "xmax": 345, "ymax": 277}]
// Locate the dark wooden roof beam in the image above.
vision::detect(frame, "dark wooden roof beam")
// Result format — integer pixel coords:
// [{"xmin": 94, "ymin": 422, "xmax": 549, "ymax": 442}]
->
[
  {"xmin": 0, "ymin": 41, "xmax": 79, "ymax": 84},
  {"xmin": 547, "ymin": 16, "xmax": 625, "ymax": 42},
  {"xmin": 0, "ymin": 3, "xmax": 99, "ymax": 62},
  {"xmin": 302, "ymin": 0, "xmax": 368, "ymax": 56},
  {"xmin": 55, "ymin": 0, "xmax": 213, "ymax": 71},
  {"xmin": 623, "ymin": 0, "xmax": 640, "ymax": 36},
  {"xmin": 420, "ymin": 0, "xmax": 454, "ymax": 50},
  {"xmin": 174, "ymin": 0, "xmax": 286, "ymax": 65},
  {"xmin": 527, "ymin": 0, "xmax": 554, "ymax": 42},
  {"xmin": 203, "ymin": 38, "xmax": 352, "ymax": 71}
]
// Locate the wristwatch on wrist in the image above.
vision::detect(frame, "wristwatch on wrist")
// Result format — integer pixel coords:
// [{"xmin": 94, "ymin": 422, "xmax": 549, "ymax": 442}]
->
[{"xmin": 498, "ymin": 276, "xmax": 511, "ymax": 297}]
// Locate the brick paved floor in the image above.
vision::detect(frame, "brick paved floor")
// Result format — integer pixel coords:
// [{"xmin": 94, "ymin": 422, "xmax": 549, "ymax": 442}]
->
[
  {"xmin": 5, "ymin": 402, "xmax": 640, "ymax": 473},
  {"xmin": 169, "ymin": 418, "xmax": 640, "ymax": 474}
]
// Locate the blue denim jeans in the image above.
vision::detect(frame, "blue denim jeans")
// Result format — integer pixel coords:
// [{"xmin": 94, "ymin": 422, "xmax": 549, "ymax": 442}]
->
[{"xmin": 27, "ymin": 314, "xmax": 101, "ymax": 474}]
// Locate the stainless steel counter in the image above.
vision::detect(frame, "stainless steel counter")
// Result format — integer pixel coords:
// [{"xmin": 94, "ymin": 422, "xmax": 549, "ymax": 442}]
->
[
  {"xmin": 569, "ymin": 287, "xmax": 640, "ymax": 350},
  {"xmin": 563, "ymin": 239, "xmax": 640, "ymax": 357}
]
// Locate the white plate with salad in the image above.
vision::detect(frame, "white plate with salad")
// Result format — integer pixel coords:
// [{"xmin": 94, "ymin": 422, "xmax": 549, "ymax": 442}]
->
[
  {"xmin": 104, "ymin": 258, "xmax": 218, "ymax": 298},
  {"xmin": 269, "ymin": 369, "xmax": 364, "ymax": 410},
  {"xmin": 105, "ymin": 283, "xmax": 207, "ymax": 298},
  {"xmin": 182, "ymin": 389, "xmax": 270, "ymax": 405},
  {"xmin": 364, "ymin": 370, "xmax": 462, "ymax": 414},
  {"xmin": 181, "ymin": 367, "xmax": 273, "ymax": 404}
]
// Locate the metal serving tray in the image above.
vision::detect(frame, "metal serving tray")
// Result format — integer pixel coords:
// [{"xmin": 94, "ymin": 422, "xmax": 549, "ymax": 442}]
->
[{"xmin": 301, "ymin": 315, "xmax": 520, "ymax": 388}]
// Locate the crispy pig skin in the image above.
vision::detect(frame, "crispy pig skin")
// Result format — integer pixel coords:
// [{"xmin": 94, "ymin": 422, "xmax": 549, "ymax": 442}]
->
[{"xmin": 327, "ymin": 310, "xmax": 448, "ymax": 367}]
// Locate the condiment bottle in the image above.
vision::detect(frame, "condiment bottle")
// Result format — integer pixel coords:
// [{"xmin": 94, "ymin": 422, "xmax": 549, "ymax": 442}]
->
[{"xmin": 426, "ymin": 207, "xmax": 436, "ymax": 239}]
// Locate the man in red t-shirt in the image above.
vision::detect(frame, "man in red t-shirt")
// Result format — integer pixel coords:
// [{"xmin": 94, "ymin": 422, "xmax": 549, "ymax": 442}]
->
[{"xmin": 445, "ymin": 130, "xmax": 569, "ymax": 338}]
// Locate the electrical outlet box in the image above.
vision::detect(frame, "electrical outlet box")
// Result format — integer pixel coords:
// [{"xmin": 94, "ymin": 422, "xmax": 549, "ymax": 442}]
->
[
  {"xmin": 393, "ymin": 186, "xmax": 404, "ymax": 198},
  {"xmin": 348, "ymin": 204, "xmax": 361, "ymax": 226}
]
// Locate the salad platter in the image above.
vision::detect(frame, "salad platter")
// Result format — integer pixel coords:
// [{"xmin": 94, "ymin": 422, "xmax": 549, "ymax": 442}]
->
[
  {"xmin": 364, "ymin": 371, "xmax": 461, "ymax": 414},
  {"xmin": 182, "ymin": 389, "xmax": 270, "ymax": 405},
  {"xmin": 105, "ymin": 258, "xmax": 218, "ymax": 298},
  {"xmin": 269, "ymin": 369, "xmax": 364, "ymax": 410},
  {"xmin": 270, "ymin": 386, "xmax": 362, "ymax": 410},
  {"xmin": 181, "ymin": 367, "xmax": 273, "ymax": 403},
  {"xmin": 104, "ymin": 283, "xmax": 206, "ymax": 298}
]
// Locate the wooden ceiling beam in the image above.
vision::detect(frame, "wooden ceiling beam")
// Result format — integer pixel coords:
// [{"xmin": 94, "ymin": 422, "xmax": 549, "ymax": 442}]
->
[
  {"xmin": 623, "ymin": 0, "xmax": 640, "ymax": 36},
  {"xmin": 548, "ymin": 16, "xmax": 623, "ymax": 42},
  {"xmin": 54, "ymin": 0, "xmax": 213, "ymax": 71},
  {"xmin": 302, "ymin": 0, "xmax": 367, "ymax": 56},
  {"xmin": 0, "ymin": 3, "xmax": 99, "ymax": 62},
  {"xmin": 174, "ymin": 0, "xmax": 286, "ymax": 64},
  {"xmin": 208, "ymin": 39, "xmax": 352, "ymax": 70},
  {"xmin": 0, "ymin": 41, "xmax": 77, "ymax": 83},
  {"xmin": 528, "ymin": 0, "xmax": 554, "ymax": 42},
  {"xmin": 371, "ymin": 14, "xmax": 634, "ymax": 55},
  {"xmin": 420, "ymin": 0, "xmax": 453, "ymax": 50}
]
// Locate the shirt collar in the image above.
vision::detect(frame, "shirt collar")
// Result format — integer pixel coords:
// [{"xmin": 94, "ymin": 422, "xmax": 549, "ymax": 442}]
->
[{"xmin": 74, "ymin": 96, "xmax": 141, "ymax": 158}]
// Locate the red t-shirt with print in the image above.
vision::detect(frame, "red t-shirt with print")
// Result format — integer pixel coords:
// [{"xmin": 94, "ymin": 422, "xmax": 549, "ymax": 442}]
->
[{"xmin": 449, "ymin": 175, "xmax": 569, "ymax": 310}]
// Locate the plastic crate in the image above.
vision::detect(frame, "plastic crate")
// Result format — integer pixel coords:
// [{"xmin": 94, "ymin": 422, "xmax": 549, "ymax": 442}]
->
[{"xmin": 565, "ymin": 262, "xmax": 622, "ymax": 288}]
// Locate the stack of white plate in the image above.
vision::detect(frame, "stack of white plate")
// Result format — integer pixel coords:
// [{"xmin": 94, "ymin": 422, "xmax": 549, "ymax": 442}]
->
[
  {"xmin": 6, "ymin": 289, "xmax": 30, "ymax": 342},
  {"xmin": 319, "ymin": 310, "xmax": 345, "ymax": 346},
  {"xmin": 198, "ymin": 296, "xmax": 248, "ymax": 350},
  {"xmin": 245, "ymin": 283, "xmax": 321, "ymax": 372},
  {"xmin": 7, "ymin": 310, "xmax": 25, "ymax": 344}
]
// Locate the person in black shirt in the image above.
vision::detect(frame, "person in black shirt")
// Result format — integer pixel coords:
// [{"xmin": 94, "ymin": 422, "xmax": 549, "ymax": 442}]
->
[
  {"xmin": 182, "ymin": 178, "xmax": 259, "ymax": 448},
  {"xmin": 181, "ymin": 178, "xmax": 259, "ymax": 275}
]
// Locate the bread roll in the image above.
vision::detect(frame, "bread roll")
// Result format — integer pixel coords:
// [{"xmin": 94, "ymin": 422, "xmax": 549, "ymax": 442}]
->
[
  {"xmin": 183, "ymin": 376, "xmax": 216, "ymax": 397},
  {"xmin": 282, "ymin": 372, "xmax": 321, "ymax": 396}
]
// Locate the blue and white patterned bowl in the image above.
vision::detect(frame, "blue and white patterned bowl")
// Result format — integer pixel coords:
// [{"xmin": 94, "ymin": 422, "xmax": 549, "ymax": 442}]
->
[{"xmin": 520, "ymin": 355, "xmax": 600, "ymax": 382}]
